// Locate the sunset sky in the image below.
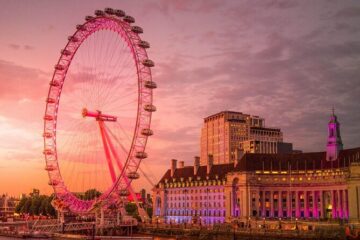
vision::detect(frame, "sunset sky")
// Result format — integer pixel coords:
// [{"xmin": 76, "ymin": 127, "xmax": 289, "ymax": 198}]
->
[{"xmin": 0, "ymin": 0, "xmax": 360, "ymax": 196}]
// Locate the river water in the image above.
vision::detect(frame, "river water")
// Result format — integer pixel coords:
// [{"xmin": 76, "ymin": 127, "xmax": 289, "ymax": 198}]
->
[{"xmin": 0, "ymin": 235, "xmax": 176, "ymax": 240}]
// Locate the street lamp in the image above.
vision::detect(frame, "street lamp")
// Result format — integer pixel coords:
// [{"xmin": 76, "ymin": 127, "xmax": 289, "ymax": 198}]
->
[
  {"xmin": 156, "ymin": 216, "xmax": 159, "ymax": 230},
  {"xmin": 279, "ymin": 217, "xmax": 282, "ymax": 230}
]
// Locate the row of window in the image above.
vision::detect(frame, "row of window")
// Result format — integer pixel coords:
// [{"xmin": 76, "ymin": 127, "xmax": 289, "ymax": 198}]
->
[
  {"xmin": 167, "ymin": 195, "xmax": 225, "ymax": 201},
  {"xmin": 167, "ymin": 188, "xmax": 225, "ymax": 194},
  {"xmin": 167, "ymin": 201, "xmax": 225, "ymax": 208},
  {"xmin": 166, "ymin": 210, "xmax": 226, "ymax": 217}
]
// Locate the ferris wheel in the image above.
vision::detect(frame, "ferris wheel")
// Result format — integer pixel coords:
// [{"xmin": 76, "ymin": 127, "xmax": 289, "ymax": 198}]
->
[{"xmin": 43, "ymin": 8, "xmax": 156, "ymax": 214}]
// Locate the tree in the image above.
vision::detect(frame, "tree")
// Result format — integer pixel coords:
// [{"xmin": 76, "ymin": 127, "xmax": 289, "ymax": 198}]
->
[
  {"xmin": 21, "ymin": 198, "xmax": 31, "ymax": 213},
  {"xmin": 83, "ymin": 189, "xmax": 101, "ymax": 200},
  {"xmin": 146, "ymin": 207, "xmax": 153, "ymax": 218},
  {"xmin": 125, "ymin": 202, "xmax": 138, "ymax": 215},
  {"xmin": 15, "ymin": 197, "xmax": 27, "ymax": 213},
  {"xmin": 15, "ymin": 192, "xmax": 56, "ymax": 217}
]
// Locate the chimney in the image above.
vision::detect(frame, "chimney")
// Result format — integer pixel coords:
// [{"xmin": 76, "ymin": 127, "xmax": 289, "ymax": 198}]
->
[
  {"xmin": 179, "ymin": 161, "xmax": 184, "ymax": 168},
  {"xmin": 234, "ymin": 148, "xmax": 244, "ymax": 167},
  {"xmin": 171, "ymin": 159, "xmax": 177, "ymax": 177},
  {"xmin": 194, "ymin": 156, "xmax": 200, "ymax": 175},
  {"xmin": 207, "ymin": 154, "xmax": 213, "ymax": 175}
]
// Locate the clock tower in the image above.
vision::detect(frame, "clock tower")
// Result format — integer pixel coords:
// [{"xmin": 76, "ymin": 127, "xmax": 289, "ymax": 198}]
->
[{"xmin": 326, "ymin": 108, "xmax": 343, "ymax": 161}]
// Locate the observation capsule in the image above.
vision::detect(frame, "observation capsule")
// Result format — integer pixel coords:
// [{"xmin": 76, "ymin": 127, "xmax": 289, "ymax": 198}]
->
[
  {"xmin": 45, "ymin": 165, "xmax": 57, "ymax": 171},
  {"xmin": 138, "ymin": 40, "xmax": 150, "ymax": 48},
  {"xmin": 135, "ymin": 151, "xmax": 148, "ymax": 159},
  {"xmin": 104, "ymin": 8, "xmax": 114, "ymax": 15},
  {"xmin": 85, "ymin": 15, "xmax": 95, "ymax": 21},
  {"xmin": 127, "ymin": 171, "xmax": 140, "ymax": 179},
  {"xmin": 119, "ymin": 189, "xmax": 130, "ymax": 196},
  {"xmin": 123, "ymin": 15, "xmax": 135, "ymax": 23},
  {"xmin": 68, "ymin": 36, "xmax": 79, "ymax": 42},
  {"xmin": 76, "ymin": 24, "xmax": 86, "ymax": 31},
  {"xmin": 95, "ymin": 10, "xmax": 105, "ymax": 16},
  {"xmin": 54, "ymin": 64, "xmax": 65, "ymax": 71},
  {"xmin": 44, "ymin": 115, "xmax": 54, "ymax": 121},
  {"xmin": 141, "ymin": 128, "xmax": 153, "ymax": 136},
  {"xmin": 142, "ymin": 59, "xmax": 155, "ymax": 67},
  {"xmin": 144, "ymin": 81, "xmax": 157, "ymax": 89},
  {"xmin": 48, "ymin": 180, "xmax": 59, "ymax": 186},
  {"xmin": 61, "ymin": 49, "xmax": 71, "ymax": 56},
  {"xmin": 114, "ymin": 9, "xmax": 125, "ymax": 17},
  {"xmin": 144, "ymin": 104, "xmax": 156, "ymax": 112},
  {"xmin": 50, "ymin": 80, "xmax": 61, "ymax": 87},
  {"xmin": 131, "ymin": 26, "xmax": 143, "ymax": 34},
  {"xmin": 43, "ymin": 132, "xmax": 53, "ymax": 138},
  {"xmin": 43, "ymin": 149, "xmax": 53, "ymax": 155},
  {"xmin": 46, "ymin": 97, "xmax": 56, "ymax": 104}
]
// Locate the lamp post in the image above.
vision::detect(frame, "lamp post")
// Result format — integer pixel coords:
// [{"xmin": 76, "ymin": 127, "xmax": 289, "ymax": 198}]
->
[
  {"xmin": 262, "ymin": 217, "xmax": 266, "ymax": 230},
  {"xmin": 279, "ymin": 217, "xmax": 282, "ymax": 230}
]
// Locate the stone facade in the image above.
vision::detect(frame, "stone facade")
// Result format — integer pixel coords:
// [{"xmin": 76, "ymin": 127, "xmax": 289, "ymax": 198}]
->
[{"xmin": 153, "ymin": 113, "xmax": 360, "ymax": 225}]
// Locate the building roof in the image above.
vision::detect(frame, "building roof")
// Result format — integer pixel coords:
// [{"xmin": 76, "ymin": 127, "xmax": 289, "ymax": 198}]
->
[
  {"xmin": 204, "ymin": 111, "xmax": 249, "ymax": 122},
  {"xmin": 157, "ymin": 147, "xmax": 360, "ymax": 185}
]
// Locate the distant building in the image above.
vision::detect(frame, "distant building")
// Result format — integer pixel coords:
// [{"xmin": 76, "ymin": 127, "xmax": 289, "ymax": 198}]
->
[
  {"xmin": 0, "ymin": 194, "xmax": 19, "ymax": 219},
  {"xmin": 153, "ymin": 112, "xmax": 360, "ymax": 225},
  {"xmin": 240, "ymin": 140, "xmax": 293, "ymax": 154},
  {"xmin": 200, "ymin": 111, "xmax": 290, "ymax": 165}
]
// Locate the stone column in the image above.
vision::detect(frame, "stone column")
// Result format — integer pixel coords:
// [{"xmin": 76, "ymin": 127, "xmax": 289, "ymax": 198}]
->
[
  {"xmin": 342, "ymin": 189, "xmax": 347, "ymax": 219},
  {"xmin": 256, "ymin": 190, "xmax": 260, "ymax": 217},
  {"xmin": 262, "ymin": 191, "xmax": 266, "ymax": 217},
  {"xmin": 345, "ymin": 189, "xmax": 349, "ymax": 219},
  {"xmin": 319, "ymin": 190, "xmax": 324, "ymax": 219},
  {"xmin": 278, "ymin": 191, "xmax": 282, "ymax": 218},
  {"xmin": 295, "ymin": 191, "xmax": 300, "ymax": 218},
  {"xmin": 287, "ymin": 191, "xmax": 291, "ymax": 218},
  {"xmin": 270, "ymin": 191, "xmax": 274, "ymax": 217},
  {"xmin": 304, "ymin": 191, "xmax": 308, "ymax": 218},
  {"xmin": 331, "ymin": 190, "xmax": 336, "ymax": 219},
  {"xmin": 337, "ymin": 190, "xmax": 341, "ymax": 219},
  {"xmin": 312, "ymin": 191, "xmax": 317, "ymax": 218},
  {"xmin": 339, "ymin": 190, "xmax": 344, "ymax": 219}
]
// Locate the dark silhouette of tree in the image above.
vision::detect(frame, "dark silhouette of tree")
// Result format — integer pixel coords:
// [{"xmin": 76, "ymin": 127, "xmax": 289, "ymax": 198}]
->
[
  {"xmin": 83, "ymin": 189, "xmax": 101, "ymax": 200},
  {"xmin": 15, "ymin": 192, "xmax": 56, "ymax": 217}
]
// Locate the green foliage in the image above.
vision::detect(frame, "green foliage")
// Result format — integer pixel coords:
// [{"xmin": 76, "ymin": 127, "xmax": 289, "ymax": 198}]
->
[
  {"xmin": 83, "ymin": 189, "xmax": 101, "ymax": 200},
  {"xmin": 15, "ymin": 193, "xmax": 56, "ymax": 217},
  {"xmin": 125, "ymin": 202, "xmax": 138, "ymax": 215},
  {"xmin": 146, "ymin": 207, "xmax": 153, "ymax": 217},
  {"xmin": 15, "ymin": 197, "xmax": 27, "ymax": 213},
  {"xmin": 77, "ymin": 189, "xmax": 101, "ymax": 200}
]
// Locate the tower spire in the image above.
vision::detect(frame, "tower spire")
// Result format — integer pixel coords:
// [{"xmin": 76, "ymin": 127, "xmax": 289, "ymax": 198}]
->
[{"xmin": 326, "ymin": 108, "xmax": 343, "ymax": 161}]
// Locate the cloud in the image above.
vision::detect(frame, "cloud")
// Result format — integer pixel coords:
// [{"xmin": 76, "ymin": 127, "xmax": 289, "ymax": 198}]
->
[
  {"xmin": 8, "ymin": 44, "xmax": 20, "ymax": 50},
  {"xmin": 24, "ymin": 45, "xmax": 34, "ymax": 50},
  {"xmin": 335, "ymin": 7, "xmax": 360, "ymax": 19},
  {"xmin": 0, "ymin": 59, "xmax": 49, "ymax": 100},
  {"xmin": 8, "ymin": 44, "xmax": 35, "ymax": 51}
]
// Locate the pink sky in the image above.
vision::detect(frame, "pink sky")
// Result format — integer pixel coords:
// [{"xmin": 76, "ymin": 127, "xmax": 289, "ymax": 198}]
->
[{"xmin": 0, "ymin": 0, "xmax": 360, "ymax": 196}]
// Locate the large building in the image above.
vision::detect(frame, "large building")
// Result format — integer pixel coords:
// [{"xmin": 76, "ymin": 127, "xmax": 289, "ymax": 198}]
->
[
  {"xmin": 200, "ymin": 111, "xmax": 290, "ymax": 165},
  {"xmin": 153, "ymin": 112, "xmax": 360, "ymax": 225},
  {"xmin": 0, "ymin": 194, "xmax": 19, "ymax": 220}
]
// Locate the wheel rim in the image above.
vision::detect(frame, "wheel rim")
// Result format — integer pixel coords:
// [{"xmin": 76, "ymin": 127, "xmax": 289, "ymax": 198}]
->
[{"xmin": 43, "ymin": 11, "xmax": 155, "ymax": 214}]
